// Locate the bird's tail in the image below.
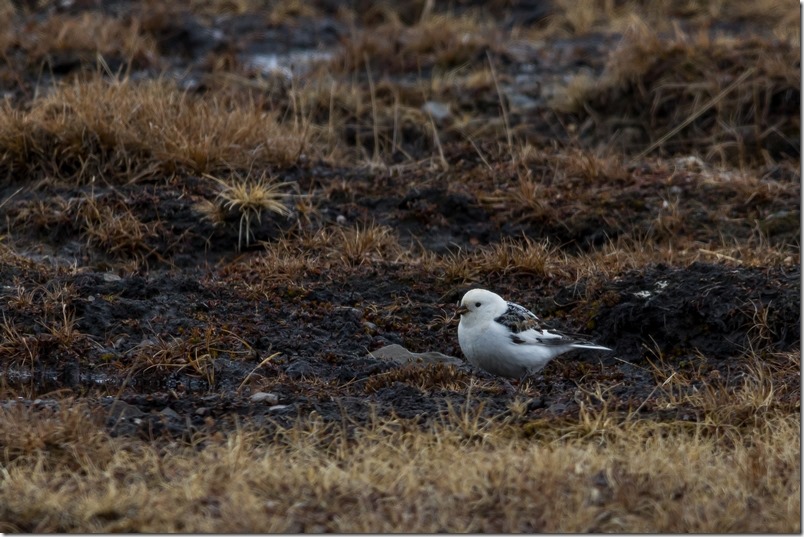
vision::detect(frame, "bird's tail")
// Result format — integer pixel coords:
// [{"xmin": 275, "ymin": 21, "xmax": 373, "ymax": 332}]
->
[{"xmin": 571, "ymin": 343, "xmax": 612, "ymax": 352}]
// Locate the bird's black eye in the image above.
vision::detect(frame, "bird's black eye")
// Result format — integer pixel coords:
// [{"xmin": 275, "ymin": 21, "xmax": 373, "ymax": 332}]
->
[{"xmin": 475, "ymin": 302, "xmax": 481, "ymax": 308}]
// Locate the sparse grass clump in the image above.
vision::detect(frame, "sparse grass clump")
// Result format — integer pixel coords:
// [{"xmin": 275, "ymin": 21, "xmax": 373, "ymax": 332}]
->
[
  {"xmin": 77, "ymin": 194, "xmax": 160, "ymax": 262},
  {"xmin": 440, "ymin": 237, "xmax": 564, "ymax": 283},
  {"xmin": 131, "ymin": 326, "xmax": 254, "ymax": 387}
]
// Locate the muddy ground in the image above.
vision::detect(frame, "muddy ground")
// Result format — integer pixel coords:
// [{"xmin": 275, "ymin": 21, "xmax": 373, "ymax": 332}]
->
[{"xmin": 0, "ymin": 1, "xmax": 799, "ymax": 440}]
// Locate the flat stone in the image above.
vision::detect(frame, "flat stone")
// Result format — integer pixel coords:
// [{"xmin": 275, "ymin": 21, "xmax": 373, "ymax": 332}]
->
[
  {"xmin": 250, "ymin": 391, "xmax": 279, "ymax": 405},
  {"xmin": 368, "ymin": 344, "xmax": 463, "ymax": 367}
]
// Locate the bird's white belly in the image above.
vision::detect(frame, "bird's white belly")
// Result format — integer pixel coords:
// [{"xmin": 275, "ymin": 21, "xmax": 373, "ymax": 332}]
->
[{"xmin": 459, "ymin": 321, "xmax": 558, "ymax": 378}]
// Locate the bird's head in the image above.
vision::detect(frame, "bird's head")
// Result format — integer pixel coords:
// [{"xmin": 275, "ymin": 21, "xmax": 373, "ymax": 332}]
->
[{"xmin": 457, "ymin": 288, "xmax": 507, "ymax": 326}]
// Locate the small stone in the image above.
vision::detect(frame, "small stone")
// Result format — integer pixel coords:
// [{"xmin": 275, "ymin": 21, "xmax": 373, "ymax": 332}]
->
[
  {"xmin": 506, "ymin": 92, "xmax": 538, "ymax": 112},
  {"xmin": 101, "ymin": 272, "xmax": 121, "ymax": 282},
  {"xmin": 160, "ymin": 407, "xmax": 180, "ymax": 419},
  {"xmin": 268, "ymin": 404, "xmax": 290, "ymax": 412},
  {"xmin": 250, "ymin": 392, "xmax": 279, "ymax": 405},
  {"xmin": 422, "ymin": 101, "xmax": 452, "ymax": 122}
]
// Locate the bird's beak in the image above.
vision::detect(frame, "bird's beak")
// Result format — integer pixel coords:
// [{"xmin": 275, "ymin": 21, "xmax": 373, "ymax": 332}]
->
[{"xmin": 456, "ymin": 304, "xmax": 469, "ymax": 316}]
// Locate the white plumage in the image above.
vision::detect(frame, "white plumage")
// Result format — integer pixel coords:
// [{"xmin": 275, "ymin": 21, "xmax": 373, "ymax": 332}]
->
[{"xmin": 457, "ymin": 288, "xmax": 611, "ymax": 379}]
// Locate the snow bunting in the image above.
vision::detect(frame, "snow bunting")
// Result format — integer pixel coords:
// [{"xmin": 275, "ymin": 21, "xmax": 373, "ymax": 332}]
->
[{"xmin": 457, "ymin": 288, "xmax": 611, "ymax": 379}]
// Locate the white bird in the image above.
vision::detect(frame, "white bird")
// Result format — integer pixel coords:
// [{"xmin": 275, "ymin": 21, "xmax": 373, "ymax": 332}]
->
[{"xmin": 457, "ymin": 288, "xmax": 611, "ymax": 379}]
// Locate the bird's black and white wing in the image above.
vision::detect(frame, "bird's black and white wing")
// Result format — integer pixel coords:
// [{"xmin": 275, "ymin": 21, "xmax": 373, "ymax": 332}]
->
[
  {"xmin": 494, "ymin": 302, "xmax": 543, "ymax": 333},
  {"xmin": 494, "ymin": 302, "xmax": 590, "ymax": 347}
]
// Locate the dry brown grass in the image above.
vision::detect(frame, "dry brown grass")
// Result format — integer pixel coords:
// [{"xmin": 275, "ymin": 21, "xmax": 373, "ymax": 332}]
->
[
  {"xmin": 0, "ymin": 75, "xmax": 307, "ymax": 183},
  {"xmin": 0, "ymin": 372, "xmax": 798, "ymax": 533},
  {"xmin": 11, "ymin": 12, "xmax": 158, "ymax": 68},
  {"xmin": 333, "ymin": 12, "xmax": 496, "ymax": 74},
  {"xmin": 552, "ymin": 21, "xmax": 799, "ymax": 165},
  {"xmin": 438, "ymin": 237, "xmax": 566, "ymax": 283},
  {"xmin": 531, "ymin": 0, "xmax": 798, "ymax": 40},
  {"xmin": 78, "ymin": 194, "xmax": 161, "ymax": 262},
  {"xmin": 131, "ymin": 327, "xmax": 253, "ymax": 387},
  {"xmin": 215, "ymin": 222, "xmax": 407, "ymax": 291}
]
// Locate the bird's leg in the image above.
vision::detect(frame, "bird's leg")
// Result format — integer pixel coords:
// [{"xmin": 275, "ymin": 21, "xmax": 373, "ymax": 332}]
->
[
  {"xmin": 501, "ymin": 378, "xmax": 516, "ymax": 395},
  {"xmin": 514, "ymin": 371, "xmax": 531, "ymax": 396}
]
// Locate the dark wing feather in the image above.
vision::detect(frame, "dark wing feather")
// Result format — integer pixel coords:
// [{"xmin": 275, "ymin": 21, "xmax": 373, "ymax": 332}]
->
[
  {"xmin": 497, "ymin": 302, "xmax": 597, "ymax": 347},
  {"xmin": 494, "ymin": 302, "xmax": 544, "ymax": 333}
]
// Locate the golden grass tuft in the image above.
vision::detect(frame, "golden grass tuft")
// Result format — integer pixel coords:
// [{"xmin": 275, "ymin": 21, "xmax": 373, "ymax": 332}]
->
[
  {"xmin": 283, "ymin": 223, "xmax": 404, "ymax": 269},
  {"xmin": 333, "ymin": 223, "xmax": 401, "ymax": 267},
  {"xmin": 204, "ymin": 172, "xmax": 294, "ymax": 251}
]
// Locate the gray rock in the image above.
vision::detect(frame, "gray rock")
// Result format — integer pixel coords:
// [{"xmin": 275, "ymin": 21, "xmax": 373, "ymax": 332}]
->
[
  {"xmin": 103, "ymin": 399, "xmax": 145, "ymax": 421},
  {"xmin": 159, "ymin": 407, "xmax": 180, "ymax": 419},
  {"xmin": 367, "ymin": 344, "xmax": 463, "ymax": 367},
  {"xmin": 250, "ymin": 391, "xmax": 279, "ymax": 405},
  {"xmin": 101, "ymin": 272, "xmax": 122, "ymax": 282}
]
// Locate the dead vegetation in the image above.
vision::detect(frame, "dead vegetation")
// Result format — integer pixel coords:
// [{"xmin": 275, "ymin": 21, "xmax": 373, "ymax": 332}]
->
[
  {"xmin": 0, "ymin": 76, "xmax": 306, "ymax": 183},
  {"xmin": 0, "ymin": 0, "xmax": 798, "ymax": 533},
  {"xmin": 0, "ymin": 357, "xmax": 798, "ymax": 532},
  {"xmin": 552, "ymin": 22, "xmax": 800, "ymax": 165}
]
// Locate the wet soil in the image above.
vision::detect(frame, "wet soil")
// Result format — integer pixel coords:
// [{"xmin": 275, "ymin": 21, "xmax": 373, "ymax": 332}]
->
[{"xmin": 0, "ymin": 1, "xmax": 800, "ymax": 438}]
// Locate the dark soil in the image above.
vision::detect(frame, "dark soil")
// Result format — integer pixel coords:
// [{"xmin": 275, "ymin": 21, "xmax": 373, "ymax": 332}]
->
[{"xmin": 1, "ymin": 255, "xmax": 799, "ymax": 439}]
